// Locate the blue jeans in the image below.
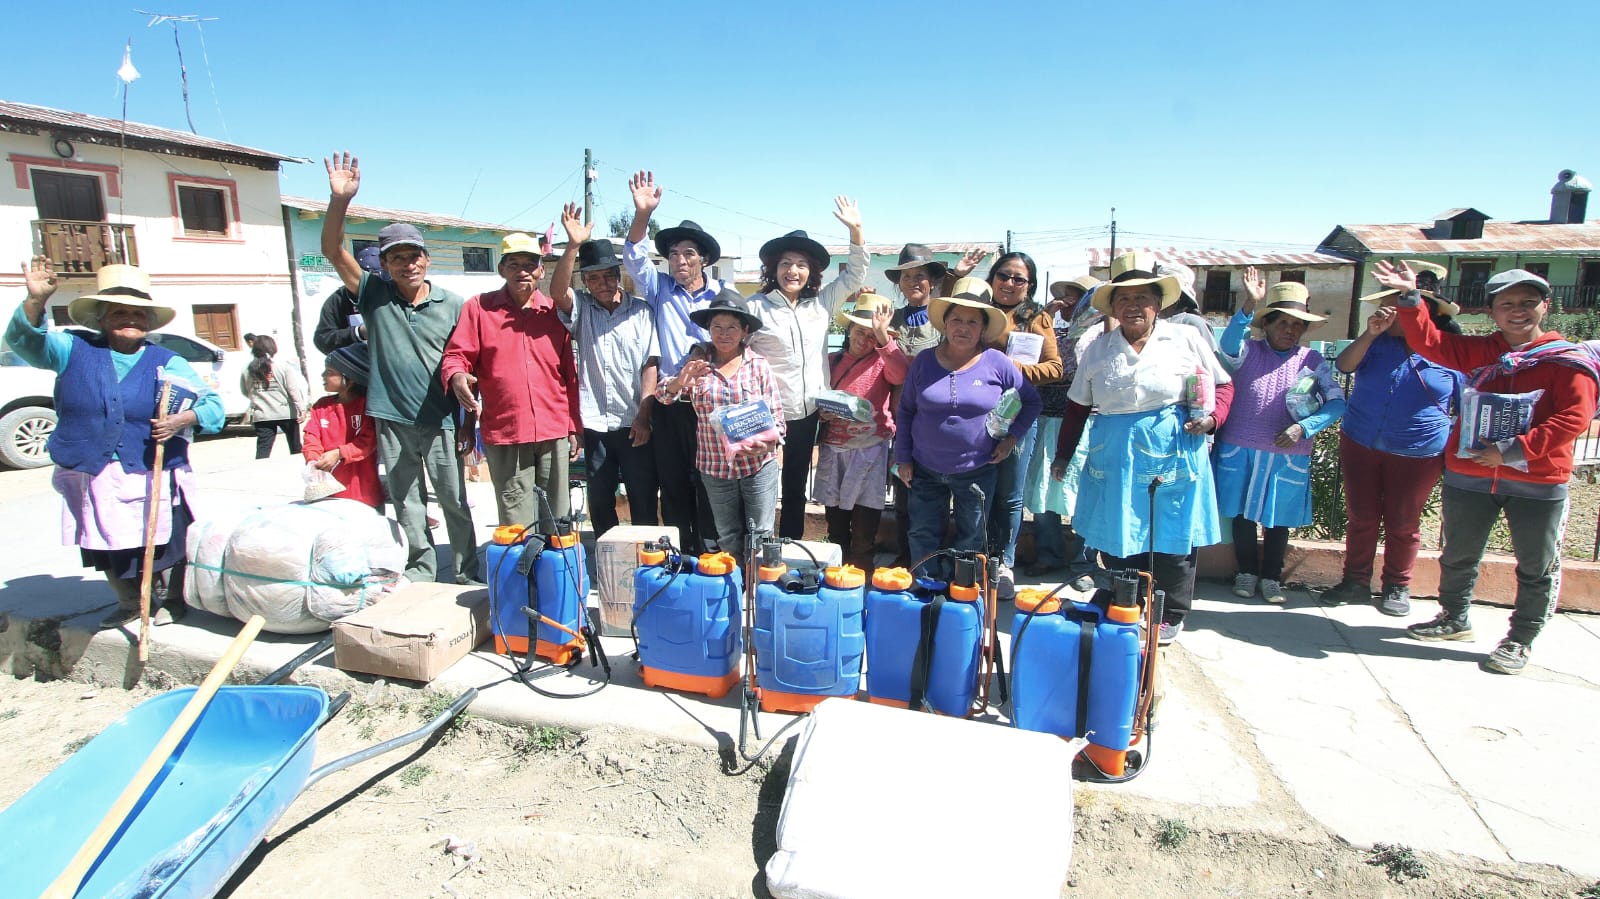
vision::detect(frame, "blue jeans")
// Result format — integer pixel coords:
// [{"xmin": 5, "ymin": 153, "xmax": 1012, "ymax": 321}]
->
[
  {"xmin": 908, "ymin": 462, "xmax": 998, "ymax": 580},
  {"xmin": 987, "ymin": 419, "xmax": 1038, "ymax": 568},
  {"xmin": 701, "ymin": 457, "xmax": 779, "ymax": 567}
]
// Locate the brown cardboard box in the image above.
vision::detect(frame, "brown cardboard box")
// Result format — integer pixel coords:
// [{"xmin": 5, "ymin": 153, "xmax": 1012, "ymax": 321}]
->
[{"xmin": 332, "ymin": 582, "xmax": 489, "ymax": 682}]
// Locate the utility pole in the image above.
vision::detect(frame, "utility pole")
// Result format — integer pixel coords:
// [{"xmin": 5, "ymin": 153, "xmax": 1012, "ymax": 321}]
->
[
  {"xmin": 1005, "ymin": 229, "xmax": 1012, "ymax": 253},
  {"xmin": 583, "ymin": 148, "xmax": 594, "ymax": 225},
  {"xmin": 1108, "ymin": 207, "xmax": 1117, "ymax": 264}
]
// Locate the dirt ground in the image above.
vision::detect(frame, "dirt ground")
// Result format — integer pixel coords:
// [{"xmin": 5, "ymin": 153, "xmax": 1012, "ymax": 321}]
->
[
  {"xmin": 1416, "ymin": 471, "xmax": 1600, "ymax": 562},
  {"xmin": 2, "ymin": 677, "xmax": 1595, "ymax": 898}
]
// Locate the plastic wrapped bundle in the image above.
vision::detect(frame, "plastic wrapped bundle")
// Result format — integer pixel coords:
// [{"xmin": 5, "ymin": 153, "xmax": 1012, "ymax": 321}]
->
[
  {"xmin": 186, "ymin": 499, "xmax": 409, "ymax": 634},
  {"xmin": 184, "ymin": 507, "xmax": 250, "ymax": 619}
]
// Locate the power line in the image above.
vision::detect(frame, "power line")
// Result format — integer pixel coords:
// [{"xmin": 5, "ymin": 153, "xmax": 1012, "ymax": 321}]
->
[
  {"xmin": 597, "ymin": 162, "xmax": 850, "ymax": 243},
  {"xmin": 489, "ymin": 163, "xmax": 583, "ymax": 230}
]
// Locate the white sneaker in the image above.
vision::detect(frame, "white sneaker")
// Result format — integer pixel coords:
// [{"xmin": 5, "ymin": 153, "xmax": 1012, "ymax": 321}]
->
[
  {"xmin": 997, "ymin": 564, "xmax": 1016, "ymax": 601},
  {"xmin": 1232, "ymin": 573, "xmax": 1259, "ymax": 598},
  {"xmin": 1260, "ymin": 578, "xmax": 1287, "ymax": 604}
]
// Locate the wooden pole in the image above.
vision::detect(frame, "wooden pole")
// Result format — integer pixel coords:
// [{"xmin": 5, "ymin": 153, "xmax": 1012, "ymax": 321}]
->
[
  {"xmin": 138, "ymin": 380, "xmax": 174, "ymax": 661},
  {"xmin": 40, "ymin": 615, "xmax": 266, "ymax": 899}
]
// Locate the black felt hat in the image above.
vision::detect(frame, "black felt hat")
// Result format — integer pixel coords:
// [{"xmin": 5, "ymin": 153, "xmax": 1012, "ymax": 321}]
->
[
  {"xmin": 759, "ymin": 229, "xmax": 830, "ymax": 272},
  {"xmin": 885, "ymin": 243, "xmax": 949, "ymax": 284},
  {"xmin": 688, "ymin": 290, "xmax": 763, "ymax": 332},
  {"xmin": 577, "ymin": 238, "xmax": 623, "ymax": 272},
  {"xmin": 654, "ymin": 220, "xmax": 721, "ymax": 265}
]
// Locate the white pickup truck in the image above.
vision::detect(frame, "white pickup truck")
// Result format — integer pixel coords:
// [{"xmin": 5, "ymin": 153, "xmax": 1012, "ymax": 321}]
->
[{"xmin": 0, "ymin": 331, "xmax": 251, "ymax": 469}]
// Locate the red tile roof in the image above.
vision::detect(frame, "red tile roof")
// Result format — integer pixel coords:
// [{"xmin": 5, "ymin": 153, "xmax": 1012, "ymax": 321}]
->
[{"xmin": 0, "ymin": 99, "xmax": 302, "ymax": 169}]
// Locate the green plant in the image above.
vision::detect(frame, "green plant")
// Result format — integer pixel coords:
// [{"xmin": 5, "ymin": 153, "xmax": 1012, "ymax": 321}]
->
[
  {"xmin": 398, "ymin": 763, "xmax": 432, "ymax": 787},
  {"xmin": 1579, "ymin": 880, "xmax": 1600, "ymax": 899},
  {"xmin": 1366, "ymin": 842, "xmax": 1428, "ymax": 882},
  {"xmin": 417, "ymin": 691, "xmax": 472, "ymax": 734},
  {"xmin": 1303, "ymin": 426, "xmax": 1348, "ymax": 541},
  {"xmin": 371, "ymin": 784, "xmax": 393, "ymax": 798},
  {"xmin": 62, "ymin": 735, "xmax": 91, "ymax": 756},
  {"xmin": 0, "ymin": 708, "xmax": 18, "ymax": 722},
  {"xmin": 1153, "ymin": 817, "xmax": 1191, "ymax": 849}
]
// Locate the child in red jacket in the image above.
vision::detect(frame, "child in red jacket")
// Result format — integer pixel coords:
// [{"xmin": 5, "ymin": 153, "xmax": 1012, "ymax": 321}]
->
[{"xmin": 303, "ymin": 344, "xmax": 382, "ymax": 509}]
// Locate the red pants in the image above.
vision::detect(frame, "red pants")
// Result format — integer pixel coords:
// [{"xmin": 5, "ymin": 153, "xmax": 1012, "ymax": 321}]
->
[{"xmin": 1339, "ymin": 432, "xmax": 1444, "ymax": 588}]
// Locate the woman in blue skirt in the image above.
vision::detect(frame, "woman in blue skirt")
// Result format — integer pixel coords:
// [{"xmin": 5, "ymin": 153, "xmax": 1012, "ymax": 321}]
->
[{"xmin": 1052, "ymin": 252, "xmax": 1234, "ymax": 645}]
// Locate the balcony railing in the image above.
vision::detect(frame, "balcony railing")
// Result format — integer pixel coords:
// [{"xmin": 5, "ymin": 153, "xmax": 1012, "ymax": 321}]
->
[
  {"xmin": 1436, "ymin": 282, "xmax": 1600, "ymax": 311},
  {"xmin": 32, "ymin": 220, "xmax": 139, "ymax": 276},
  {"xmin": 1200, "ymin": 289, "xmax": 1238, "ymax": 315}
]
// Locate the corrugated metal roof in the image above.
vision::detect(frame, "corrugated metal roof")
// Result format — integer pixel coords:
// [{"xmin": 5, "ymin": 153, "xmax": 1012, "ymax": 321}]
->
[
  {"xmin": 1323, "ymin": 221, "xmax": 1600, "ymax": 255},
  {"xmin": 0, "ymin": 99, "xmax": 303, "ymax": 168},
  {"xmin": 1085, "ymin": 246, "xmax": 1352, "ymax": 268},
  {"xmin": 282, "ymin": 195, "xmax": 529, "ymax": 233},
  {"xmin": 818, "ymin": 241, "xmax": 1000, "ymax": 255}
]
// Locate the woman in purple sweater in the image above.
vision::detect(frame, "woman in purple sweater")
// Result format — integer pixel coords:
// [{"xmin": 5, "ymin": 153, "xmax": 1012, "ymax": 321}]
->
[{"xmin": 893, "ymin": 278, "xmax": 1041, "ymax": 579}]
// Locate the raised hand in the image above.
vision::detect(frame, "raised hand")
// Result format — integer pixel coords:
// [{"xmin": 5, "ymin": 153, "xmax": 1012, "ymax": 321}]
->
[
  {"xmin": 1372, "ymin": 260, "xmax": 1417, "ymax": 294},
  {"xmin": 832, "ymin": 195, "xmax": 862, "ymax": 236},
  {"xmin": 22, "ymin": 255, "xmax": 57, "ymax": 302},
  {"xmin": 954, "ymin": 247, "xmax": 989, "ymax": 278},
  {"xmin": 1241, "ymin": 266, "xmax": 1266, "ymax": 313},
  {"xmin": 870, "ymin": 302, "xmax": 892, "ymax": 346},
  {"xmin": 630, "ymin": 170, "xmax": 662, "ymax": 215},
  {"xmin": 1366, "ymin": 304, "xmax": 1397, "ymax": 336},
  {"xmin": 325, "ymin": 151, "xmax": 361, "ymax": 200},
  {"xmin": 561, "ymin": 202, "xmax": 592, "ymax": 245}
]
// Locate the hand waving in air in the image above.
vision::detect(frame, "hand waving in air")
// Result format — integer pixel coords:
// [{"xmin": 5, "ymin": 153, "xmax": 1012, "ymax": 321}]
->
[
  {"xmin": 561, "ymin": 202, "xmax": 593, "ymax": 246},
  {"xmin": 1371, "ymin": 260, "xmax": 1418, "ymax": 294},
  {"xmin": 629, "ymin": 170, "xmax": 662, "ymax": 216},
  {"xmin": 1240, "ymin": 266, "xmax": 1266, "ymax": 315},
  {"xmin": 324, "ymin": 151, "xmax": 361, "ymax": 200}
]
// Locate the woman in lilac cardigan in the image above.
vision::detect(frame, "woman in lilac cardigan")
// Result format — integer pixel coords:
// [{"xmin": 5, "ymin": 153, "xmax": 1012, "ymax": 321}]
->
[
  {"xmin": 893, "ymin": 279, "xmax": 1040, "ymax": 580},
  {"xmin": 1215, "ymin": 268, "xmax": 1346, "ymax": 605}
]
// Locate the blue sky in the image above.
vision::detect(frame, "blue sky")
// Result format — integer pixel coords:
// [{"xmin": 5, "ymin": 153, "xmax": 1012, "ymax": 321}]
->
[{"xmin": 3, "ymin": 0, "xmax": 1593, "ymax": 270}]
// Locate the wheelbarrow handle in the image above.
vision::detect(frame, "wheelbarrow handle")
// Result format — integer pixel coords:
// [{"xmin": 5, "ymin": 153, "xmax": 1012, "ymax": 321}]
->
[{"xmin": 303, "ymin": 687, "xmax": 479, "ymax": 789}]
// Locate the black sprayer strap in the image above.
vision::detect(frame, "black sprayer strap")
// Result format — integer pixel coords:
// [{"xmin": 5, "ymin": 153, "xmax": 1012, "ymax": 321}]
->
[
  {"xmin": 1073, "ymin": 609, "xmax": 1096, "ymax": 739},
  {"xmin": 908, "ymin": 593, "xmax": 947, "ymax": 713}
]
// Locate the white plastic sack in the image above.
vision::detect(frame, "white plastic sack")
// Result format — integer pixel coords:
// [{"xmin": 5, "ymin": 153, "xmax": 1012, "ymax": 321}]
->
[
  {"xmin": 764, "ymin": 699, "xmax": 1078, "ymax": 899},
  {"xmin": 184, "ymin": 506, "xmax": 250, "ymax": 618},
  {"xmin": 190, "ymin": 499, "xmax": 408, "ymax": 634}
]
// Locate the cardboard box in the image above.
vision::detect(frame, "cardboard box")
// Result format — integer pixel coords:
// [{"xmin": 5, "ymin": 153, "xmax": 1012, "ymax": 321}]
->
[
  {"xmin": 593, "ymin": 525, "xmax": 680, "ymax": 636},
  {"xmin": 332, "ymin": 582, "xmax": 489, "ymax": 682}
]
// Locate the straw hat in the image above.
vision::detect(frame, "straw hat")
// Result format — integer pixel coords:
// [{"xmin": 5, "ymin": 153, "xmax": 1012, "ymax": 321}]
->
[
  {"xmin": 1357, "ymin": 289, "xmax": 1461, "ymax": 321},
  {"xmin": 928, "ymin": 277, "xmax": 1008, "ymax": 344},
  {"xmin": 835, "ymin": 291, "xmax": 895, "ymax": 330},
  {"xmin": 1048, "ymin": 274, "xmax": 1100, "ymax": 302},
  {"xmin": 1091, "ymin": 251, "xmax": 1181, "ymax": 314},
  {"xmin": 66, "ymin": 264, "xmax": 176, "ymax": 330},
  {"xmin": 1250, "ymin": 282, "xmax": 1326, "ymax": 329}
]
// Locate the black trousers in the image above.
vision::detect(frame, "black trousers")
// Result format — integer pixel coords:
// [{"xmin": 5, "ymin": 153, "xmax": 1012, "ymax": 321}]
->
[
  {"xmin": 1232, "ymin": 516, "xmax": 1290, "ymax": 581},
  {"xmin": 585, "ymin": 427, "xmax": 660, "ymax": 539},
  {"xmin": 1098, "ymin": 549, "xmax": 1196, "ymax": 624},
  {"xmin": 652, "ymin": 399, "xmax": 717, "ymax": 555},
  {"xmin": 254, "ymin": 419, "xmax": 301, "ymax": 458},
  {"xmin": 778, "ymin": 411, "xmax": 820, "ymax": 539}
]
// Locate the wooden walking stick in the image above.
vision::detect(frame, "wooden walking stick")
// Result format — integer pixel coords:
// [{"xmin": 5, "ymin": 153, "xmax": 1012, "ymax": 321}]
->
[{"xmin": 137, "ymin": 379, "xmax": 175, "ymax": 662}]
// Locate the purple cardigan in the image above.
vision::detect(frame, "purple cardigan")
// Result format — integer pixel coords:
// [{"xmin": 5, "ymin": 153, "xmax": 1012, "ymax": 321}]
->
[{"xmin": 896, "ymin": 347, "xmax": 1041, "ymax": 475}]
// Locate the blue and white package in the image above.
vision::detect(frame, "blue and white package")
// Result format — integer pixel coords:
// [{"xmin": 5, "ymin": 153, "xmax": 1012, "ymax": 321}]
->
[{"xmin": 1458, "ymin": 386, "xmax": 1543, "ymax": 472}]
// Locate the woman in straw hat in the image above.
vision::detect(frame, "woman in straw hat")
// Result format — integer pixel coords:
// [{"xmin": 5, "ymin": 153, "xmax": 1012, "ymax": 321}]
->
[
  {"xmin": 1214, "ymin": 267, "xmax": 1347, "ymax": 606},
  {"xmin": 893, "ymin": 277, "xmax": 1040, "ymax": 579},
  {"xmin": 658, "ymin": 291, "xmax": 786, "ymax": 563},
  {"xmin": 745, "ymin": 198, "xmax": 867, "ymax": 541},
  {"xmin": 812, "ymin": 290, "xmax": 908, "ymax": 579},
  {"xmin": 1052, "ymin": 252, "xmax": 1233, "ymax": 644},
  {"xmin": 6, "ymin": 258, "xmax": 225, "ymax": 627},
  {"xmin": 1317, "ymin": 267, "xmax": 1463, "ymax": 617},
  {"xmin": 982, "ymin": 251, "xmax": 1063, "ymax": 598}
]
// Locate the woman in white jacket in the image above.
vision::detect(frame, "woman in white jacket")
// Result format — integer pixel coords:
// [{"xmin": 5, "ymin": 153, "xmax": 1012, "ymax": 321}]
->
[
  {"xmin": 743, "ymin": 197, "xmax": 867, "ymax": 538},
  {"xmin": 241, "ymin": 334, "xmax": 308, "ymax": 459}
]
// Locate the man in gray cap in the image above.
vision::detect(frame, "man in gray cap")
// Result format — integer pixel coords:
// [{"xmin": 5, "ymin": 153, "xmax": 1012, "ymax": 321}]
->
[
  {"xmin": 550, "ymin": 202, "xmax": 660, "ymax": 539},
  {"xmin": 320, "ymin": 150, "xmax": 480, "ymax": 585},
  {"xmin": 1377, "ymin": 262, "xmax": 1598, "ymax": 674}
]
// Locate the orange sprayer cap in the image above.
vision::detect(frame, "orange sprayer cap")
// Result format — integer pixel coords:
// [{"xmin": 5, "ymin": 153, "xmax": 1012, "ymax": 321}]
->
[
  {"xmin": 1107, "ymin": 603, "xmax": 1141, "ymax": 624},
  {"xmin": 824, "ymin": 565, "xmax": 865, "ymax": 589},
  {"xmin": 638, "ymin": 546, "xmax": 666, "ymax": 566},
  {"xmin": 759, "ymin": 562, "xmax": 789, "ymax": 582},
  {"xmin": 1014, "ymin": 589, "xmax": 1060, "ymax": 615},
  {"xmin": 492, "ymin": 525, "xmax": 527, "ymax": 545},
  {"xmin": 697, "ymin": 552, "xmax": 736, "ymax": 576},
  {"xmin": 549, "ymin": 531, "xmax": 578, "ymax": 549},
  {"xmin": 871, "ymin": 567, "xmax": 913, "ymax": 591},
  {"xmin": 947, "ymin": 582, "xmax": 979, "ymax": 602}
]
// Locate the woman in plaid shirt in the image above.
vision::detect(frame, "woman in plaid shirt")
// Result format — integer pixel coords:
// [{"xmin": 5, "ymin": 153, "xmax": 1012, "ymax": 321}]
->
[{"xmin": 658, "ymin": 292, "xmax": 786, "ymax": 563}]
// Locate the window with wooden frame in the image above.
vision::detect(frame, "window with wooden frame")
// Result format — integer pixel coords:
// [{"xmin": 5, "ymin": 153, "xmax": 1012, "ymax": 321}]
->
[
  {"xmin": 167, "ymin": 173, "xmax": 240, "ymax": 240},
  {"xmin": 192, "ymin": 304, "xmax": 241, "ymax": 349},
  {"xmin": 1278, "ymin": 270, "xmax": 1306, "ymax": 284}
]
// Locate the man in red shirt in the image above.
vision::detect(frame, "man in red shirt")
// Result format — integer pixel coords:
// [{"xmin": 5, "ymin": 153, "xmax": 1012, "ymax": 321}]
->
[
  {"xmin": 1378, "ymin": 262, "xmax": 1599, "ymax": 674},
  {"xmin": 442, "ymin": 233, "xmax": 580, "ymax": 528}
]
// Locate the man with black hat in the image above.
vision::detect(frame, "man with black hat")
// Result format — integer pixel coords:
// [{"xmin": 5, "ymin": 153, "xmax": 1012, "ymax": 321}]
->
[
  {"xmin": 314, "ymin": 245, "xmax": 384, "ymax": 354},
  {"xmin": 744, "ymin": 198, "xmax": 867, "ymax": 539},
  {"xmin": 623, "ymin": 169, "xmax": 728, "ymax": 553},
  {"xmin": 321, "ymin": 151, "xmax": 481, "ymax": 585},
  {"xmin": 442, "ymin": 230, "xmax": 580, "ymax": 530},
  {"xmin": 551, "ymin": 202, "xmax": 660, "ymax": 539}
]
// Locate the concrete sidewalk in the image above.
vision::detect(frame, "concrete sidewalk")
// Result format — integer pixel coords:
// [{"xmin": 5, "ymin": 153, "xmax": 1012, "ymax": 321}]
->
[{"xmin": 2, "ymin": 435, "xmax": 1597, "ymax": 880}]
